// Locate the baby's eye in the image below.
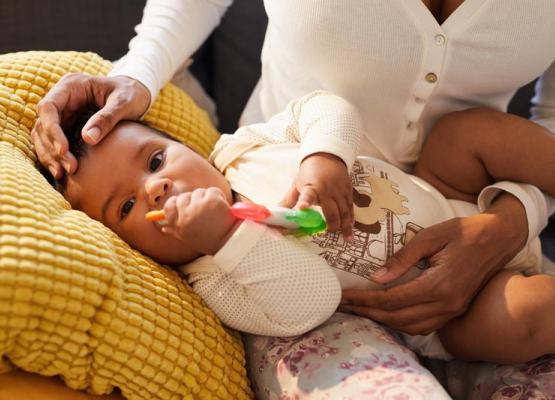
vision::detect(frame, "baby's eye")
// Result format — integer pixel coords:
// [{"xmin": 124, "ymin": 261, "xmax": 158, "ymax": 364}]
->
[
  {"xmin": 120, "ymin": 198, "xmax": 136, "ymax": 219},
  {"xmin": 149, "ymin": 151, "xmax": 164, "ymax": 172}
]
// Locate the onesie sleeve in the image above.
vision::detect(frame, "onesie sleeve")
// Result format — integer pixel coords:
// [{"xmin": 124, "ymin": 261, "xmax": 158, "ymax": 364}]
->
[
  {"xmin": 182, "ymin": 220, "xmax": 342, "ymax": 336},
  {"xmin": 212, "ymin": 91, "xmax": 363, "ymax": 173},
  {"xmin": 109, "ymin": 0, "xmax": 233, "ymax": 108}
]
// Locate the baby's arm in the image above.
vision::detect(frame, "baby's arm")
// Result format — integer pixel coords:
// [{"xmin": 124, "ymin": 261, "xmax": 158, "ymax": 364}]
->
[
  {"xmin": 415, "ymin": 107, "xmax": 555, "ymax": 202},
  {"xmin": 213, "ymin": 90, "xmax": 362, "ymax": 170},
  {"xmin": 212, "ymin": 91, "xmax": 363, "ymax": 237},
  {"xmin": 438, "ymin": 270, "xmax": 555, "ymax": 364},
  {"xmin": 183, "ymin": 221, "xmax": 341, "ymax": 336}
]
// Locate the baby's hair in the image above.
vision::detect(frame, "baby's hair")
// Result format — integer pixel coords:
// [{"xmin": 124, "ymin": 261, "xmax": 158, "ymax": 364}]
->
[{"xmin": 38, "ymin": 108, "xmax": 177, "ymax": 193}]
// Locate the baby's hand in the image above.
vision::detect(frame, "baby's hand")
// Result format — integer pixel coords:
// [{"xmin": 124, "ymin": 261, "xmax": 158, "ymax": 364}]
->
[
  {"xmin": 161, "ymin": 187, "xmax": 236, "ymax": 255},
  {"xmin": 281, "ymin": 152, "xmax": 354, "ymax": 240}
]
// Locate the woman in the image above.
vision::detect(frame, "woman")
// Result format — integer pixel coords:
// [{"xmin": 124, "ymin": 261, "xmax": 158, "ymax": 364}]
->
[{"xmin": 33, "ymin": 0, "xmax": 555, "ymax": 397}]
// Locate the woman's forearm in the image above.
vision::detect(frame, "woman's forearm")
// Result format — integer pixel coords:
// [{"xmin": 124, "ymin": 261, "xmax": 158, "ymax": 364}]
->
[
  {"xmin": 109, "ymin": 0, "xmax": 233, "ymax": 103},
  {"xmin": 479, "ymin": 191, "xmax": 529, "ymax": 275}
]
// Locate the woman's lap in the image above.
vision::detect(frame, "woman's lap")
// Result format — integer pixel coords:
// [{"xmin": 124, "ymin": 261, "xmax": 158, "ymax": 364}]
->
[{"xmin": 244, "ymin": 312, "xmax": 451, "ymax": 399}]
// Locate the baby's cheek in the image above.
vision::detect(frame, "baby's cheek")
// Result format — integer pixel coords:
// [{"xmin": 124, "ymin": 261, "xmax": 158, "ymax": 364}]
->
[{"xmin": 126, "ymin": 223, "xmax": 185, "ymax": 265}]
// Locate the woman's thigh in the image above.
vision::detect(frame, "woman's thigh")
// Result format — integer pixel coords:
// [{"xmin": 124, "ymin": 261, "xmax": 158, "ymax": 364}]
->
[{"xmin": 244, "ymin": 312, "xmax": 451, "ymax": 399}]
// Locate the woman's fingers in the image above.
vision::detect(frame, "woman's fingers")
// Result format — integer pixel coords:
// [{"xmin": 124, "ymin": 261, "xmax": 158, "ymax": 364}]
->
[
  {"xmin": 338, "ymin": 300, "xmax": 450, "ymax": 334},
  {"xmin": 82, "ymin": 89, "xmax": 133, "ymax": 144},
  {"xmin": 371, "ymin": 227, "xmax": 445, "ymax": 284},
  {"xmin": 342, "ymin": 273, "xmax": 437, "ymax": 311},
  {"xmin": 81, "ymin": 76, "xmax": 150, "ymax": 144},
  {"xmin": 34, "ymin": 100, "xmax": 70, "ymax": 177},
  {"xmin": 34, "ymin": 74, "xmax": 95, "ymax": 175},
  {"xmin": 33, "ymin": 73, "xmax": 151, "ymax": 176}
]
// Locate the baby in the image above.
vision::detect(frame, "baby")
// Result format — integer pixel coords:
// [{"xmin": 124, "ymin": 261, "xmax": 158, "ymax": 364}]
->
[{"xmin": 44, "ymin": 91, "xmax": 555, "ymax": 364}]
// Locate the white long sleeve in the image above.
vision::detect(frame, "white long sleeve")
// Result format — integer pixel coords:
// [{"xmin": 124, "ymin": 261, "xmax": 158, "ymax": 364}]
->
[
  {"xmin": 477, "ymin": 58, "xmax": 555, "ymax": 239},
  {"xmin": 530, "ymin": 60, "xmax": 555, "ymax": 221},
  {"xmin": 212, "ymin": 91, "xmax": 363, "ymax": 173},
  {"xmin": 109, "ymin": 0, "xmax": 232, "ymax": 103},
  {"xmin": 182, "ymin": 221, "xmax": 341, "ymax": 336},
  {"xmin": 478, "ymin": 182, "xmax": 554, "ymax": 244}
]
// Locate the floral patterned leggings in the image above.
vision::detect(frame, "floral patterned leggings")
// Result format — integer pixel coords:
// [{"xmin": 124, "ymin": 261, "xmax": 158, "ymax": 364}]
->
[
  {"xmin": 244, "ymin": 312, "xmax": 450, "ymax": 399},
  {"xmin": 245, "ymin": 312, "xmax": 555, "ymax": 400}
]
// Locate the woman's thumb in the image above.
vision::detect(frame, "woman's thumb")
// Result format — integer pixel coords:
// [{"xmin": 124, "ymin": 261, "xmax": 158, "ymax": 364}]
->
[{"xmin": 82, "ymin": 88, "xmax": 131, "ymax": 145}]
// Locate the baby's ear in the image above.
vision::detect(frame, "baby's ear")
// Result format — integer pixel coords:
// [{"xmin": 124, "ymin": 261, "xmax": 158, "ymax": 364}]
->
[
  {"xmin": 37, "ymin": 162, "xmax": 56, "ymax": 187},
  {"xmin": 37, "ymin": 162, "xmax": 67, "ymax": 194}
]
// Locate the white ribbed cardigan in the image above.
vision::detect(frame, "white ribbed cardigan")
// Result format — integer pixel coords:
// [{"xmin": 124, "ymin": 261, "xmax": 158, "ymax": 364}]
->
[{"xmin": 110, "ymin": 0, "xmax": 555, "ymax": 242}]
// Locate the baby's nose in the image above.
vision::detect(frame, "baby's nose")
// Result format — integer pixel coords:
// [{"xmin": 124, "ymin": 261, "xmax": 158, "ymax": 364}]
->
[{"xmin": 145, "ymin": 178, "xmax": 172, "ymax": 206}]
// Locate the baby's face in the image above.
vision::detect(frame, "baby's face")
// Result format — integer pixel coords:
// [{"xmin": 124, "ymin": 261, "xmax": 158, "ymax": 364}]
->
[{"xmin": 64, "ymin": 122, "xmax": 232, "ymax": 265}]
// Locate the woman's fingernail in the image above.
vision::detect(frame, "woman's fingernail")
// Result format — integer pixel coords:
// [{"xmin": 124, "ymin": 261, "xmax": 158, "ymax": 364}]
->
[
  {"xmin": 61, "ymin": 160, "xmax": 71, "ymax": 172},
  {"xmin": 85, "ymin": 127, "xmax": 101, "ymax": 143},
  {"xmin": 48, "ymin": 166, "xmax": 57, "ymax": 177},
  {"xmin": 373, "ymin": 268, "xmax": 388, "ymax": 277}
]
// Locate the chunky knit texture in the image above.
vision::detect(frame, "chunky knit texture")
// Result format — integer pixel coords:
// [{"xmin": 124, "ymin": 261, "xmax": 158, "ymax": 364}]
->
[{"xmin": 0, "ymin": 51, "xmax": 251, "ymax": 399}]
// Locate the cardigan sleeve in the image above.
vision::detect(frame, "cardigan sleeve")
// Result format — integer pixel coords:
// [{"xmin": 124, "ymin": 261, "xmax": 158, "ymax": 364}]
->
[
  {"xmin": 182, "ymin": 221, "xmax": 341, "ymax": 336},
  {"xmin": 475, "ymin": 62, "xmax": 555, "ymax": 241},
  {"xmin": 528, "ymin": 61, "xmax": 555, "ymax": 223},
  {"xmin": 109, "ymin": 0, "xmax": 233, "ymax": 106},
  {"xmin": 212, "ymin": 91, "xmax": 363, "ymax": 173},
  {"xmin": 475, "ymin": 61, "xmax": 555, "ymax": 243},
  {"xmin": 531, "ymin": 60, "xmax": 555, "ymax": 134}
]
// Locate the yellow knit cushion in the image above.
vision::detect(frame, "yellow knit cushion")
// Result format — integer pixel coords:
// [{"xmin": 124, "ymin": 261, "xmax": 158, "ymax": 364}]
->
[{"xmin": 0, "ymin": 51, "xmax": 252, "ymax": 399}]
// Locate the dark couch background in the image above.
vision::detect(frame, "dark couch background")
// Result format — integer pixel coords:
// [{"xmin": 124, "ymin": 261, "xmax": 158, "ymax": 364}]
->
[{"xmin": 2, "ymin": 0, "xmax": 553, "ymax": 259}]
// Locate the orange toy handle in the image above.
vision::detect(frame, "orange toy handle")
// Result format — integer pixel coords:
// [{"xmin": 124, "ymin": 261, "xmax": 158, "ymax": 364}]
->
[{"xmin": 145, "ymin": 210, "xmax": 166, "ymax": 222}]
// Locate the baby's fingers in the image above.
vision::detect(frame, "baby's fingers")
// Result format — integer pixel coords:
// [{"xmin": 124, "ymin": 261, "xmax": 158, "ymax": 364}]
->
[
  {"xmin": 279, "ymin": 185, "xmax": 299, "ymax": 209},
  {"xmin": 338, "ymin": 196, "xmax": 354, "ymax": 241},
  {"xmin": 295, "ymin": 185, "xmax": 319, "ymax": 210},
  {"xmin": 320, "ymin": 197, "xmax": 341, "ymax": 233},
  {"xmin": 160, "ymin": 196, "xmax": 179, "ymax": 234}
]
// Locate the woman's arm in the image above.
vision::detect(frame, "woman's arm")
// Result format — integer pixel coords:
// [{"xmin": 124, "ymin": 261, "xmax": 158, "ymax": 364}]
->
[
  {"xmin": 33, "ymin": 0, "xmax": 233, "ymax": 179},
  {"xmin": 340, "ymin": 99, "xmax": 555, "ymax": 335},
  {"xmin": 110, "ymin": 0, "xmax": 233, "ymax": 105},
  {"xmin": 340, "ymin": 192, "xmax": 528, "ymax": 335}
]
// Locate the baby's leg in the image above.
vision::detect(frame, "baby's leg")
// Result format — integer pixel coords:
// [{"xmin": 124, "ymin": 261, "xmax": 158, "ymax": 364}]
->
[
  {"xmin": 415, "ymin": 108, "xmax": 555, "ymax": 202},
  {"xmin": 438, "ymin": 270, "xmax": 555, "ymax": 364}
]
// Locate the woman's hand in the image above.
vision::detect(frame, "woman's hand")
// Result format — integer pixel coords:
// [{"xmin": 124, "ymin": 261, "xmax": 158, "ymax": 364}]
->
[
  {"xmin": 161, "ymin": 188, "xmax": 237, "ymax": 256},
  {"xmin": 32, "ymin": 73, "xmax": 150, "ymax": 179},
  {"xmin": 340, "ymin": 193, "xmax": 528, "ymax": 335},
  {"xmin": 281, "ymin": 152, "xmax": 354, "ymax": 239}
]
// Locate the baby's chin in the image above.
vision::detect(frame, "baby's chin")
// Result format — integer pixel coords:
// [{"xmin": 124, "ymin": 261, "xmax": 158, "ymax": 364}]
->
[{"xmin": 144, "ymin": 246, "xmax": 201, "ymax": 267}]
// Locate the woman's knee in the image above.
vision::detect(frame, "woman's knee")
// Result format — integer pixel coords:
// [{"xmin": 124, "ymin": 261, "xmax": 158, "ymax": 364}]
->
[
  {"xmin": 430, "ymin": 107, "xmax": 502, "ymax": 143},
  {"xmin": 440, "ymin": 272, "xmax": 555, "ymax": 363}
]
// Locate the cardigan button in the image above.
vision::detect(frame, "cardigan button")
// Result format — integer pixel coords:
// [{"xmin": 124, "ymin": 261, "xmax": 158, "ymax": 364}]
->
[
  {"xmin": 425, "ymin": 72, "xmax": 438, "ymax": 83},
  {"xmin": 435, "ymin": 34, "xmax": 446, "ymax": 45}
]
